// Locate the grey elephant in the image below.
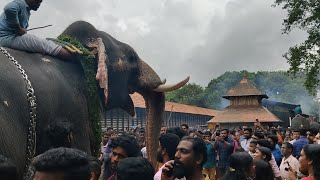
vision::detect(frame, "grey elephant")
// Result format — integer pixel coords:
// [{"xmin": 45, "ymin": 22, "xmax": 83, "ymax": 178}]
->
[{"xmin": 0, "ymin": 21, "xmax": 189, "ymax": 179}]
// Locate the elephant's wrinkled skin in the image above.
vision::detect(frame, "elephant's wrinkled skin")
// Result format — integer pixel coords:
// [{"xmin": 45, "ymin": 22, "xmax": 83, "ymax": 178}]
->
[{"xmin": 0, "ymin": 21, "xmax": 188, "ymax": 179}]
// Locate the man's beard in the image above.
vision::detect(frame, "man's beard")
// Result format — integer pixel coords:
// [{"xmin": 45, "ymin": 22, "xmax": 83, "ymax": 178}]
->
[
  {"xmin": 156, "ymin": 151, "xmax": 163, "ymax": 163},
  {"xmin": 111, "ymin": 162, "xmax": 117, "ymax": 170},
  {"xmin": 172, "ymin": 160, "xmax": 191, "ymax": 179}
]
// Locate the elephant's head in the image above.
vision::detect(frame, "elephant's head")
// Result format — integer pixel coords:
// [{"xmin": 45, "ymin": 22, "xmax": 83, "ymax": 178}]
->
[{"xmin": 61, "ymin": 21, "xmax": 189, "ymax": 166}]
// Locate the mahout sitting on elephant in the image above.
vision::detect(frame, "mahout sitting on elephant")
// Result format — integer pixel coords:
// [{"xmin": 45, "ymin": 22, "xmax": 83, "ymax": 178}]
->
[
  {"xmin": 0, "ymin": 0, "xmax": 74, "ymax": 61},
  {"xmin": 0, "ymin": 21, "xmax": 189, "ymax": 179}
]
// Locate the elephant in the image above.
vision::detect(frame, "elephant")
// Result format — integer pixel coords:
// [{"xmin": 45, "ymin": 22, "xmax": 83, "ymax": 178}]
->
[{"xmin": 0, "ymin": 21, "xmax": 189, "ymax": 179}]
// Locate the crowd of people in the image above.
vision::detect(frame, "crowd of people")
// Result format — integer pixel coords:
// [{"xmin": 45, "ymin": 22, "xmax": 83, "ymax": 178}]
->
[{"xmin": 1, "ymin": 121, "xmax": 320, "ymax": 180}]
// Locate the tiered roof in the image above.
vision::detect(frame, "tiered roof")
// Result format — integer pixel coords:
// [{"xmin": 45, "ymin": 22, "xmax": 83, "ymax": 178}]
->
[
  {"xmin": 208, "ymin": 76, "xmax": 281, "ymax": 123},
  {"xmin": 223, "ymin": 76, "xmax": 268, "ymax": 99}
]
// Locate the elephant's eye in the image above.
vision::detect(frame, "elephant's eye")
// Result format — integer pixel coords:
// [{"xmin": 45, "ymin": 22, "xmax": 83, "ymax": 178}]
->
[{"xmin": 127, "ymin": 50, "xmax": 138, "ymax": 62}]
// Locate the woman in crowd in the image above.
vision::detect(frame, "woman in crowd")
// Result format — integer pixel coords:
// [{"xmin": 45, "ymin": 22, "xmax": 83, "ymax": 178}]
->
[
  {"xmin": 288, "ymin": 144, "xmax": 320, "ymax": 180},
  {"xmin": 222, "ymin": 152, "xmax": 254, "ymax": 180},
  {"xmin": 253, "ymin": 147, "xmax": 272, "ymax": 162},
  {"xmin": 254, "ymin": 159, "xmax": 274, "ymax": 180}
]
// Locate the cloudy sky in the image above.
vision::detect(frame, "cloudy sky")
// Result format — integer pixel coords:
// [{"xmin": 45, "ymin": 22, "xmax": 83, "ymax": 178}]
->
[{"xmin": 0, "ymin": 0, "xmax": 307, "ymax": 86}]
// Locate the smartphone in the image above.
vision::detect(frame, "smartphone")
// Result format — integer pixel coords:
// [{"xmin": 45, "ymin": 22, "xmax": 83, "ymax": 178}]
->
[
  {"xmin": 285, "ymin": 161, "xmax": 290, "ymax": 171},
  {"xmin": 167, "ymin": 163, "xmax": 175, "ymax": 177}
]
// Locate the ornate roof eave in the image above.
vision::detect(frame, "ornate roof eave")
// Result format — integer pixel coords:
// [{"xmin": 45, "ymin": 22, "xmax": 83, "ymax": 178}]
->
[{"xmin": 223, "ymin": 94, "xmax": 269, "ymax": 100}]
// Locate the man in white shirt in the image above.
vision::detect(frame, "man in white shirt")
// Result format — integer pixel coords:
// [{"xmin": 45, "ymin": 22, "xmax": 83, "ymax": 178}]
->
[
  {"xmin": 240, "ymin": 128, "xmax": 253, "ymax": 151},
  {"xmin": 289, "ymin": 130, "xmax": 300, "ymax": 144},
  {"xmin": 279, "ymin": 142, "xmax": 300, "ymax": 180}
]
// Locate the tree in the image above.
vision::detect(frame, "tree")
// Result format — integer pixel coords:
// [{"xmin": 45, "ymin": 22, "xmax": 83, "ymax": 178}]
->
[
  {"xmin": 203, "ymin": 71, "xmax": 244, "ymax": 109},
  {"xmin": 274, "ymin": 0, "xmax": 320, "ymax": 95},
  {"xmin": 166, "ymin": 83, "xmax": 205, "ymax": 107}
]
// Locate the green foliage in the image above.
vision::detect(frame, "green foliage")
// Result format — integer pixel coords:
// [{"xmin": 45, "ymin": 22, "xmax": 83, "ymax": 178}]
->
[
  {"xmin": 204, "ymin": 71, "xmax": 248, "ymax": 109},
  {"xmin": 58, "ymin": 35, "xmax": 102, "ymax": 157},
  {"xmin": 166, "ymin": 71, "xmax": 319, "ymax": 115},
  {"xmin": 166, "ymin": 83, "xmax": 205, "ymax": 107},
  {"xmin": 274, "ymin": 0, "xmax": 320, "ymax": 95}
]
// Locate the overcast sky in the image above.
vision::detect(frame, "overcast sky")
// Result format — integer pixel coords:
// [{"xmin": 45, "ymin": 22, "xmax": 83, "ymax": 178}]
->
[{"xmin": 0, "ymin": 0, "xmax": 307, "ymax": 86}]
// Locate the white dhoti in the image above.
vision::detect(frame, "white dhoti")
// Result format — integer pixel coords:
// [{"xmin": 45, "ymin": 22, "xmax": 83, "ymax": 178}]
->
[{"xmin": 3, "ymin": 33, "xmax": 62, "ymax": 56}]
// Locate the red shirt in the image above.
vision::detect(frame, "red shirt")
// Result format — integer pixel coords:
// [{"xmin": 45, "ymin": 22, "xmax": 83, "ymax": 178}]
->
[{"xmin": 301, "ymin": 177, "xmax": 315, "ymax": 180}]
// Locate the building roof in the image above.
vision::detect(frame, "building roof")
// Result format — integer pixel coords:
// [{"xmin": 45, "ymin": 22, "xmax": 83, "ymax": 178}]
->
[
  {"xmin": 130, "ymin": 93, "xmax": 219, "ymax": 116},
  {"xmin": 223, "ymin": 76, "xmax": 268, "ymax": 99},
  {"xmin": 207, "ymin": 105, "xmax": 281, "ymax": 123},
  {"xmin": 262, "ymin": 99, "xmax": 298, "ymax": 110}
]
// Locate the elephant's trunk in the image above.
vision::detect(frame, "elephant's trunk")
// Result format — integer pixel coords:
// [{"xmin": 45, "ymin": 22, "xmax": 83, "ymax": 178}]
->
[{"xmin": 140, "ymin": 91, "xmax": 165, "ymax": 167}]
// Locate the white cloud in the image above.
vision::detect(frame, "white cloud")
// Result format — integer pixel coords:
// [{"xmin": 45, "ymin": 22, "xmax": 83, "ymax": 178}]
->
[{"xmin": 116, "ymin": 19, "xmax": 128, "ymax": 32}]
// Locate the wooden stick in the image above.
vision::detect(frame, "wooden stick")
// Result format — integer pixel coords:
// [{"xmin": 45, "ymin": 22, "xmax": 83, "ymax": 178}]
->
[{"xmin": 27, "ymin": 24, "xmax": 52, "ymax": 31}]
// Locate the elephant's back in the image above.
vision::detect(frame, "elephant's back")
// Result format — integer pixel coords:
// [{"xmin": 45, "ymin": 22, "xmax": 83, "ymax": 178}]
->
[
  {"xmin": 3, "ymin": 49, "xmax": 91, "ymax": 151},
  {"xmin": 0, "ymin": 48, "xmax": 34, "ymax": 178},
  {"xmin": 0, "ymin": 48, "xmax": 87, "ymax": 125},
  {"xmin": 0, "ymin": 48, "xmax": 91, "ymax": 176}
]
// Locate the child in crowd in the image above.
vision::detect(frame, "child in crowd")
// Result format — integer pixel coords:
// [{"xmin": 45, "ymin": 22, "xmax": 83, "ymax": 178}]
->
[{"xmin": 249, "ymin": 140, "xmax": 257, "ymax": 157}]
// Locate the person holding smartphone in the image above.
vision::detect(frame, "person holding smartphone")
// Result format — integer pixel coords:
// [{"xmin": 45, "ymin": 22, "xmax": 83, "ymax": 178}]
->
[
  {"xmin": 161, "ymin": 136, "xmax": 207, "ymax": 180},
  {"xmin": 280, "ymin": 142, "xmax": 300, "ymax": 180},
  {"xmin": 214, "ymin": 129, "xmax": 234, "ymax": 179}
]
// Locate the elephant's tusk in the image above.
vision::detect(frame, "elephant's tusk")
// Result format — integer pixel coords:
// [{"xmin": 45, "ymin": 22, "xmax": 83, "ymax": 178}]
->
[
  {"xmin": 153, "ymin": 76, "xmax": 190, "ymax": 92},
  {"xmin": 161, "ymin": 78, "xmax": 167, "ymax": 85}
]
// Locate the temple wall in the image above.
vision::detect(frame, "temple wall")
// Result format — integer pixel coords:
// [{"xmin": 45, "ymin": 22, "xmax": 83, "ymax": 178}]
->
[{"xmin": 229, "ymin": 96, "xmax": 260, "ymax": 106}]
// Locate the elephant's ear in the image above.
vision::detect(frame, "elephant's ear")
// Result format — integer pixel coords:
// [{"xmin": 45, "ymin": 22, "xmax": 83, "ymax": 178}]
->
[{"xmin": 120, "ymin": 95, "xmax": 135, "ymax": 117}]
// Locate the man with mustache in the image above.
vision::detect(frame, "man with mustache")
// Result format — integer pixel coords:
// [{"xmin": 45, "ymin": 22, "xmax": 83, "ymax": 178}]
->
[
  {"xmin": 0, "ymin": 0, "xmax": 73, "ymax": 60},
  {"xmin": 161, "ymin": 136, "xmax": 207, "ymax": 180},
  {"xmin": 103, "ymin": 134, "xmax": 140, "ymax": 180},
  {"xmin": 154, "ymin": 133, "xmax": 180, "ymax": 179}
]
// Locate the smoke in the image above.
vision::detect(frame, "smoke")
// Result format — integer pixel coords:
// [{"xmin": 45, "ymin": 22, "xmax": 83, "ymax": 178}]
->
[
  {"xmin": 254, "ymin": 72, "xmax": 318, "ymax": 115},
  {"xmin": 219, "ymin": 98, "xmax": 230, "ymax": 110}
]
